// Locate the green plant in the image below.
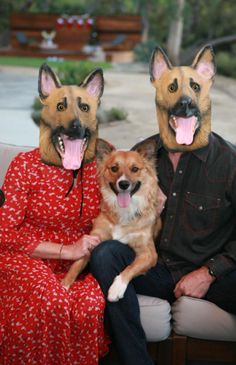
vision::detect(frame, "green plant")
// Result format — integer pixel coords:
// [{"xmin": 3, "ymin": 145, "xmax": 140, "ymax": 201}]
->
[
  {"xmin": 32, "ymin": 97, "xmax": 42, "ymax": 110},
  {"xmin": 133, "ymin": 39, "xmax": 158, "ymax": 63},
  {"xmin": 56, "ymin": 61, "xmax": 111, "ymax": 85},
  {"xmin": 106, "ymin": 107, "xmax": 128, "ymax": 122},
  {"xmin": 97, "ymin": 106, "xmax": 128, "ymax": 124},
  {"xmin": 31, "ymin": 97, "xmax": 42, "ymax": 126}
]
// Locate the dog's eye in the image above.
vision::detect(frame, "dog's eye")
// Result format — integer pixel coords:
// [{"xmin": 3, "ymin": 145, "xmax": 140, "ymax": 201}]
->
[
  {"xmin": 57, "ymin": 102, "xmax": 66, "ymax": 111},
  {"xmin": 111, "ymin": 165, "xmax": 118, "ymax": 173},
  {"xmin": 79, "ymin": 103, "xmax": 90, "ymax": 112},
  {"xmin": 191, "ymin": 82, "xmax": 201, "ymax": 92},
  {"xmin": 131, "ymin": 166, "xmax": 139, "ymax": 173},
  {"xmin": 168, "ymin": 81, "xmax": 178, "ymax": 93}
]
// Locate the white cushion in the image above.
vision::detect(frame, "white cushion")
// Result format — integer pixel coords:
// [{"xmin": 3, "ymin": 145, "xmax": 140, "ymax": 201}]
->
[
  {"xmin": 172, "ymin": 296, "xmax": 236, "ymax": 341},
  {"xmin": 138, "ymin": 295, "xmax": 172, "ymax": 341},
  {"xmin": 0, "ymin": 142, "xmax": 33, "ymax": 186}
]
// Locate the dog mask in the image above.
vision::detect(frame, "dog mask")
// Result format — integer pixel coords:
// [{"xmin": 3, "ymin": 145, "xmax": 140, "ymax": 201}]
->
[
  {"xmin": 38, "ymin": 64, "xmax": 104, "ymax": 169},
  {"xmin": 150, "ymin": 45, "xmax": 216, "ymax": 152}
]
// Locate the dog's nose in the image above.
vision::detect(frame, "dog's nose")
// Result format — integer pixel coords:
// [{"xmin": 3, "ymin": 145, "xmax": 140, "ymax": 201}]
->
[
  {"xmin": 179, "ymin": 96, "xmax": 192, "ymax": 107},
  {"xmin": 118, "ymin": 180, "xmax": 130, "ymax": 190}
]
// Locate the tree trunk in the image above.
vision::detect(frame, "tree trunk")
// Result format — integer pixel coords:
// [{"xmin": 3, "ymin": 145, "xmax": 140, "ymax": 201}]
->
[{"xmin": 167, "ymin": 0, "xmax": 185, "ymax": 65}]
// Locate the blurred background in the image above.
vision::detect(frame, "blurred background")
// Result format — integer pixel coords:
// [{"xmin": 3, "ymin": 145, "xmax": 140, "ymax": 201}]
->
[{"xmin": 0, "ymin": 0, "xmax": 235, "ymax": 148}]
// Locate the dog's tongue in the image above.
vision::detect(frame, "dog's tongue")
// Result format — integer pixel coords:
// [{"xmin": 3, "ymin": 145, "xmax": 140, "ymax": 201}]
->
[
  {"xmin": 62, "ymin": 139, "xmax": 84, "ymax": 170},
  {"xmin": 175, "ymin": 116, "xmax": 197, "ymax": 145},
  {"xmin": 117, "ymin": 192, "xmax": 131, "ymax": 208}
]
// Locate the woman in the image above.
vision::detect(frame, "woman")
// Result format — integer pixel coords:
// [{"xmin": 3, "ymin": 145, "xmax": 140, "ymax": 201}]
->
[{"xmin": 0, "ymin": 64, "xmax": 109, "ymax": 365}]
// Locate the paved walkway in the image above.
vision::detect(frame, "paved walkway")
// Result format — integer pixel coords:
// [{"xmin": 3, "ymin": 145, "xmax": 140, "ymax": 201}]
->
[{"xmin": 0, "ymin": 65, "xmax": 236, "ymax": 148}]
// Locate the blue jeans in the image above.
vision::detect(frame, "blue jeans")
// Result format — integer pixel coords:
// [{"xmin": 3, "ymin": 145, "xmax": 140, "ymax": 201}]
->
[{"xmin": 90, "ymin": 240, "xmax": 236, "ymax": 365}]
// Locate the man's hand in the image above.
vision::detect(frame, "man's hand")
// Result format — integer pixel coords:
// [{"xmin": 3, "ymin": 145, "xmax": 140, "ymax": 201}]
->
[{"xmin": 174, "ymin": 266, "xmax": 216, "ymax": 299}]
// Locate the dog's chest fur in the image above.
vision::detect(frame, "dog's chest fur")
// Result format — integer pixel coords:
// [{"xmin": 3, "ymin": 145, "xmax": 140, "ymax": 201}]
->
[{"xmin": 102, "ymin": 191, "xmax": 157, "ymax": 244}]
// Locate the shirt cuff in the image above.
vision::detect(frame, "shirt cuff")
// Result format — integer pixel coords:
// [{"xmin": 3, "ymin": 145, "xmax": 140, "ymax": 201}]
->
[{"xmin": 206, "ymin": 255, "xmax": 235, "ymax": 278}]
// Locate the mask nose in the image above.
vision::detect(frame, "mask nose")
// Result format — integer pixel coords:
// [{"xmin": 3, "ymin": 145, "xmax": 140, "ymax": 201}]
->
[
  {"xmin": 68, "ymin": 120, "xmax": 87, "ymax": 139},
  {"xmin": 71, "ymin": 119, "xmax": 81, "ymax": 129},
  {"xmin": 118, "ymin": 180, "xmax": 130, "ymax": 191},
  {"xmin": 179, "ymin": 96, "xmax": 192, "ymax": 108}
]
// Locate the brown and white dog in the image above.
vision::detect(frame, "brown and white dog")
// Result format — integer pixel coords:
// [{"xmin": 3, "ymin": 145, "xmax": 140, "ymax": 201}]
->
[
  {"xmin": 38, "ymin": 64, "xmax": 104, "ymax": 171},
  {"xmin": 150, "ymin": 45, "xmax": 216, "ymax": 152},
  {"xmin": 62, "ymin": 138, "xmax": 162, "ymax": 301}
]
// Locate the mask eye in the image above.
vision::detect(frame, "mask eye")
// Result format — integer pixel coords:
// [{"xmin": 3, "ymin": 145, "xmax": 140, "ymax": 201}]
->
[
  {"xmin": 79, "ymin": 102, "xmax": 90, "ymax": 112},
  {"xmin": 168, "ymin": 79, "xmax": 178, "ymax": 93},
  {"xmin": 131, "ymin": 166, "xmax": 139, "ymax": 173},
  {"xmin": 111, "ymin": 165, "xmax": 118, "ymax": 173},
  {"xmin": 57, "ymin": 102, "xmax": 66, "ymax": 111},
  {"xmin": 191, "ymin": 81, "xmax": 201, "ymax": 93}
]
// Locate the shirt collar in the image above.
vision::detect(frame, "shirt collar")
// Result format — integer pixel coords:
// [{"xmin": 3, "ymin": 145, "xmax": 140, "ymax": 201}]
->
[{"xmin": 157, "ymin": 133, "xmax": 212, "ymax": 162}]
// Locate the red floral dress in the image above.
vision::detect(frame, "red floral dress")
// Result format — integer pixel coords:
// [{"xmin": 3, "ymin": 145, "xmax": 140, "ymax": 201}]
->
[{"xmin": 0, "ymin": 148, "xmax": 109, "ymax": 365}]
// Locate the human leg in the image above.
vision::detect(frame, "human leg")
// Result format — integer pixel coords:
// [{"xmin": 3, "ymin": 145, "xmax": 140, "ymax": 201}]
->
[
  {"xmin": 90, "ymin": 240, "xmax": 175, "ymax": 365},
  {"xmin": 69, "ymin": 272, "xmax": 109, "ymax": 365},
  {"xmin": 0, "ymin": 252, "xmax": 71, "ymax": 365},
  {"xmin": 205, "ymin": 269, "xmax": 236, "ymax": 314}
]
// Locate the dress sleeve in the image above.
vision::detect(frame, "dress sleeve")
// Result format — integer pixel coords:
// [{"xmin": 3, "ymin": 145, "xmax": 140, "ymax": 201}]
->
[{"xmin": 0, "ymin": 153, "xmax": 41, "ymax": 254}]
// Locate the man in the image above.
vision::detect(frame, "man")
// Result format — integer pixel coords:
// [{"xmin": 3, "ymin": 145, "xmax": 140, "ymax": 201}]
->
[{"xmin": 91, "ymin": 45, "xmax": 236, "ymax": 365}]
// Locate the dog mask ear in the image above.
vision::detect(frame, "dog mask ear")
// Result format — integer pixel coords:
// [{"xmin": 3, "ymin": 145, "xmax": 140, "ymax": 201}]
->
[
  {"xmin": 132, "ymin": 138, "xmax": 157, "ymax": 161},
  {"xmin": 150, "ymin": 46, "xmax": 172, "ymax": 82},
  {"xmin": 192, "ymin": 45, "xmax": 216, "ymax": 80},
  {"xmin": 96, "ymin": 138, "xmax": 115, "ymax": 161},
  {"xmin": 82, "ymin": 68, "xmax": 104, "ymax": 99},
  {"xmin": 38, "ymin": 63, "xmax": 61, "ymax": 99}
]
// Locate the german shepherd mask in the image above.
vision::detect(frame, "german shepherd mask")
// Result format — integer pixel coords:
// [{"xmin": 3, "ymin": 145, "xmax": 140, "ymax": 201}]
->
[
  {"xmin": 150, "ymin": 45, "xmax": 216, "ymax": 152},
  {"xmin": 38, "ymin": 64, "xmax": 104, "ymax": 168}
]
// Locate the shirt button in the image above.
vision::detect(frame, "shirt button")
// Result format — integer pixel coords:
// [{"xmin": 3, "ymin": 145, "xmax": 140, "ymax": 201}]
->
[
  {"xmin": 169, "ymin": 215, "xmax": 174, "ymax": 219},
  {"xmin": 178, "ymin": 170, "xmax": 183, "ymax": 174},
  {"xmin": 172, "ymin": 192, "xmax": 177, "ymax": 197},
  {"xmin": 166, "ymin": 258, "xmax": 170, "ymax": 263},
  {"xmin": 164, "ymin": 238, "xmax": 168, "ymax": 242},
  {"xmin": 198, "ymin": 205, "xmax": 203, "ymax": 211}
]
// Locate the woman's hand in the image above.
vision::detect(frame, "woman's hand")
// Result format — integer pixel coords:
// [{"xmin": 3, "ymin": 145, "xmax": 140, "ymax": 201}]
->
[{"xmin": 62, "ymin": 235, "xmax": 101, "ymax": 261}]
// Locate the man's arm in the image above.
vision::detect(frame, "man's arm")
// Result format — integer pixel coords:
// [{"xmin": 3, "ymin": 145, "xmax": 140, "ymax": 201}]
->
[{"xmin": 174, "ymin": 169, "xmax": 236, "ymax": 299}]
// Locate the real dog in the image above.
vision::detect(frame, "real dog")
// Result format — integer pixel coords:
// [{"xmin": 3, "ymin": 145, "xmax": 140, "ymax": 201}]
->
[
  {"xmin": 149, "ymin": 44, "xmax": 216, "ymax": 152},
  {"xmin": 62, "ymin": 138, "xmax": 162, "ymax": 301}
]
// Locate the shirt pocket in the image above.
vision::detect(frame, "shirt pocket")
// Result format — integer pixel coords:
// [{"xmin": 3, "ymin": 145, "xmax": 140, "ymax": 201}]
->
[{"xmin": 183, "ymin": 192, "xmax": 222, "ymax": 234}]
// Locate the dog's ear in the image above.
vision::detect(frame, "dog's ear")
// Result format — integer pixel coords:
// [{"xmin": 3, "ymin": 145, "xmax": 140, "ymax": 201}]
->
[
  {"xmin": 82, "ymin": 68, "xmax": 104, "ymax": 99},
  {"xmin": 132, "ymin": 138, "xmax": 157, "ymax": 161},
  {"xmin": 192, "ymin": 45, "xmax": 216, "ymax": 80},
  {"xmin": 150, "ymin": 46, "xmax": 172, "ymax": 82},
  {"xmin": 38, "ymin": 63, "xmax": 61, "ymax": 99},
  {"xmin": 96, "ymin": 138, "xmax": 115, "ymax": 161}
]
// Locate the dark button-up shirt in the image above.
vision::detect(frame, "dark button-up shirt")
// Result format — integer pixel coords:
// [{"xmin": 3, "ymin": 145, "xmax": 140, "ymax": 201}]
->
[{"xmin": 144, "ymin": 132, "xmax": 236, "ymax": 283}]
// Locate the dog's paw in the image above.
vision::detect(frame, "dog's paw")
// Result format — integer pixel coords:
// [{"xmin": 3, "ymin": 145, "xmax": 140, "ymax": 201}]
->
[{"xmin": 108, "ymin": 275, "xmax": 128, "ymax": 302}]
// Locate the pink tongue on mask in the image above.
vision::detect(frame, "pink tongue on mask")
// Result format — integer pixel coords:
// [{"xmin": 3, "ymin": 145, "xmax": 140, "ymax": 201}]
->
[
  {"xmin": 62, "ymin": 139, "xmax": 84, "ymax": 170},
  {"xmin": 175, "ymin": 116, "xmax": 197, "ymax": 145},
  {"xmin": 117, "ymin": 192, "xmax": 131, "ymax": 208}
]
